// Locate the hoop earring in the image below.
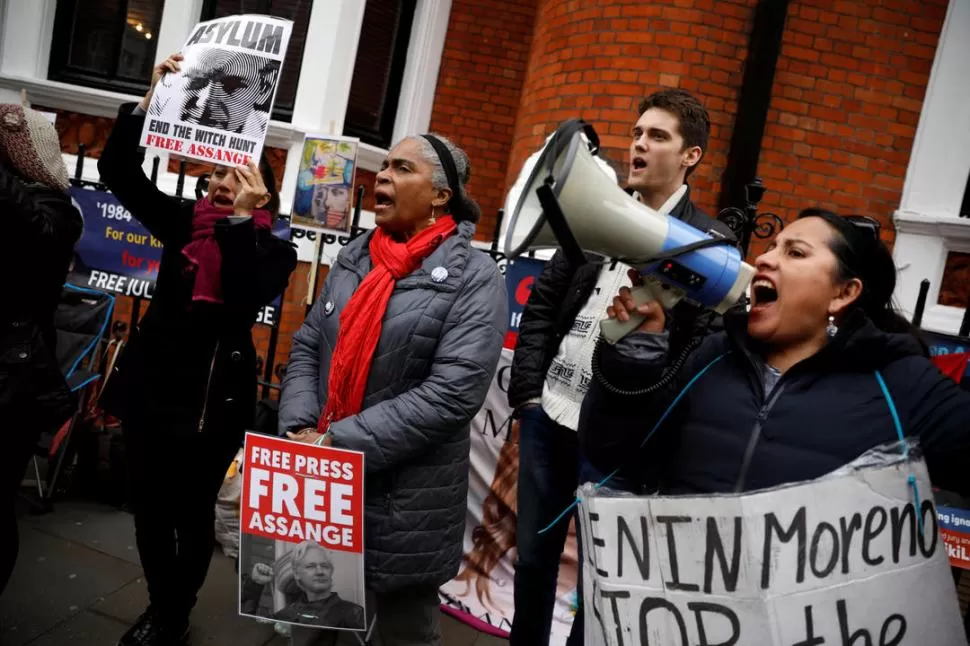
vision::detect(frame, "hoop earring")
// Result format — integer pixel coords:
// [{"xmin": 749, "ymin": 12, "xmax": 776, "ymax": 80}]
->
[{"xmin": 826, "ymin": 315, "xmax": 838, "ymax": 338}]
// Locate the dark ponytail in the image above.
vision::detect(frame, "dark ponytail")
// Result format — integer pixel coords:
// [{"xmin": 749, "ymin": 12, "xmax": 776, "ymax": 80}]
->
[{"xmin": 797, "ymin": 208, "xmax": 926, "ymax": 352}]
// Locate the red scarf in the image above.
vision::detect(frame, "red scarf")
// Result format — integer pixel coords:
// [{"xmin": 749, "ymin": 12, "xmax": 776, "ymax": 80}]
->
[
  {"xmin": 182, "ymin": 198, "xmax": 272, "ymax": 304},
  {"xmin": 319, "ymin": 216, "xmax": 458, "ymax": 430}
]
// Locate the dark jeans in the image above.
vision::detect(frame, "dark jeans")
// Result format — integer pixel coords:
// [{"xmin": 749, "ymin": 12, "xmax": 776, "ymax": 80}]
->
[
  {"xmin": 509, "ymin": 405, "xmax": 583, "ymax": 646},
  {"xmin": 124, "ymin": 419, "xmax": 240, "ymax": 620}
]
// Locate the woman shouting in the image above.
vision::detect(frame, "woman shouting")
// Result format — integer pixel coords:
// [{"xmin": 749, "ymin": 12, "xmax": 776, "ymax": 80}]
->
[{"xmin": 280, "ymin": 133, "xmax": 507, "ymax": 645}]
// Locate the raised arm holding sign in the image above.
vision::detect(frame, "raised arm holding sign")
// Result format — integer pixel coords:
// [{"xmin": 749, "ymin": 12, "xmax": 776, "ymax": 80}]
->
[{"xmin": 139, "ymin": 15, "xmax": 293, "ymax": 166}]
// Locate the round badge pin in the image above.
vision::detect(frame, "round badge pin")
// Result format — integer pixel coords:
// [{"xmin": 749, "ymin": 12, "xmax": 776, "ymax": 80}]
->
[
  {"xmin": 324, "ymin": 301, "xmax": 334, "ymax": 315},
  {"xmin": 431, "ymin": 267, "xmax": 448, "ymax": 283}
]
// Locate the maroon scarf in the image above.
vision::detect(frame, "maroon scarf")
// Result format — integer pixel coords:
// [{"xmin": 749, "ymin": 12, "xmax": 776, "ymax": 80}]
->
[{"xmin": 182, "ymin": 198, "xmax": 271, "ymax": 304}]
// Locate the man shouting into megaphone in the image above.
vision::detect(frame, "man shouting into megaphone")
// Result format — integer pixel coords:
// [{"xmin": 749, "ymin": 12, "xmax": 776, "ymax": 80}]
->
[{"xmin": 505, "ymin": 88, "xmax": 737, "ymax": 646}]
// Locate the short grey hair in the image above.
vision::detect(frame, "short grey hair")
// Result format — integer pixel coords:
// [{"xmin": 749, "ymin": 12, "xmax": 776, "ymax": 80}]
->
[{"xmin": 409, "ymin": 134, "xmax": 481, "ymax": 223}]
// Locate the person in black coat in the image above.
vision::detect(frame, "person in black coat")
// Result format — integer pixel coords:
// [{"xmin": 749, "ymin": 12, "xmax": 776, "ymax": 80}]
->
[
  {"xmin": 505, "ymin": 89, "xmax": 737, "ymax": 646},
  {"xmin": 579, "ymin": 208, "xmax": 970, "ymax": 502},
  {"xmin": 96, "ymin": 53, "xmax": 297, "ymax": 646},
  {"xmin": 0, "ymin": 100, "xmax": 83, "ymax": 597}
]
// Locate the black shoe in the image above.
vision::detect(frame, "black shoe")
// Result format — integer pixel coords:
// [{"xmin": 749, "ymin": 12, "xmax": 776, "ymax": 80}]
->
[{"xmin": 117, "ymin": 608, "xmax": 189, "ymax": 646}]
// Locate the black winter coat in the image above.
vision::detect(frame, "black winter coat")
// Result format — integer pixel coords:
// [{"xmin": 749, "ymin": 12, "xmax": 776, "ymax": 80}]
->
[
  {"xmin": 97, "ymin": 103, "xmax": 297, "ymax": 439},
  {"xmin": 507, "ymin": 187, "xmax": 736, "ymax": 411},
  {"xmin": 0, "ymin": 165, "xmax": 83, "ymax": 433},
  {"xmin": 578, "ymin": 311, "xmax": 970, "ymax": 498}
]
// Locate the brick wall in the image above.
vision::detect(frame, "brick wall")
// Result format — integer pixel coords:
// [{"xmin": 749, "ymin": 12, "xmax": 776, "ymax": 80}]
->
[
  {"xmin": 506, "ymin": 0, "xmax": 758, "ymax": 218},
  {"xmin": 47, "ymin": 0, "xmax": 954, "ymax": 396},
  {"xmin": 427, "ymin": 0, "xmax": 539, "ymax": 241},
  {"xmin": 752, "ymin": 0, "xmax": 948, "ymax": 256}
]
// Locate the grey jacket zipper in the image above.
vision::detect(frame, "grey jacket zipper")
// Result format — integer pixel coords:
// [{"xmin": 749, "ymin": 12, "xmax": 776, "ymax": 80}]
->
[{"xmin": 198, "ymin": 341, "xmax": 219, "ymax": 432}]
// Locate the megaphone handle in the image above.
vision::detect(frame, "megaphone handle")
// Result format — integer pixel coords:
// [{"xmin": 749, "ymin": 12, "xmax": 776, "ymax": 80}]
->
[{"xmin": 599, "ymin": 283, "xmax": 681, "ymax": 345}]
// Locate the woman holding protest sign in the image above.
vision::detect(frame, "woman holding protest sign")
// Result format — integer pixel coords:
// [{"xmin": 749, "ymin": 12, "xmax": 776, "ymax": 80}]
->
[
  {"xmin": 97, "ymin": 52, "xmax": 297, "ymax": 646},
  {"xmin": 579, "ymin": 209, "xmax": 970, "ymax": 499},
  {"xmin": 279, "ymin": 133, "xmax": 507, "ymax": 645},
  {"xmin": 0, "ymin": 99, "xmax": 83, "ymax": 598}
]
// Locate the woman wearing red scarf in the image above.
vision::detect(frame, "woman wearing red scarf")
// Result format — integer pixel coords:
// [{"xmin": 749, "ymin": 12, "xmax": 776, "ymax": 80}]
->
[
  {"xmin": 96, "ymin": 53, "xmax": 298, "ymax": 646},
  {"xmin": 279, "ymin": 133, "xmax": 507, "ymax": 645}
]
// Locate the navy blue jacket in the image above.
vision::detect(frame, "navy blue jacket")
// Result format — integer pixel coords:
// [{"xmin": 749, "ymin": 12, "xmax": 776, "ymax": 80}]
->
[{"xmin": 578, "ymin": 311, "xmax": 970, "ymax": 497}]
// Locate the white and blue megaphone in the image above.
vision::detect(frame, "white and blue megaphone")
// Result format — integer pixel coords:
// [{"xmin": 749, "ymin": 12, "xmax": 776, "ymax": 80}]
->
[{"xmin": 503, "ymin": 119, "xmax": 754, "ymax": 344}]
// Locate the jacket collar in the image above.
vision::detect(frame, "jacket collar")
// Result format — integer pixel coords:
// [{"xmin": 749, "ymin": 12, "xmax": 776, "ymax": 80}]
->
[
  {"xmin": 630, "ymin": 184, "xmax": 691, "ymax": 219},
  {"xmin": 335, "ymin": 220, "xmax": 476, "ymax": 293},
  {"xmin": 667, "ymin": 184, "xmax": 694, "ymax": 222},
  {"xmin": 722, "ymin": 308, "xmax": 926, "ymax": 374}
]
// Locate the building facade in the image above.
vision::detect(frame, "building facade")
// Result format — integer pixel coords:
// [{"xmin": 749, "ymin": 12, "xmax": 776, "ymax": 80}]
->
[{"xmin": 0, "ymin": 0, "xmax": 967, "ymax": 384}]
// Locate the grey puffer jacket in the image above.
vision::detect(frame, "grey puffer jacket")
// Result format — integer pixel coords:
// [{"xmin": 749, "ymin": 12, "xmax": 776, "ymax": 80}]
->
[{"xmin": 279, "ymin": 220, "xmax": 507, "ymax": 593}]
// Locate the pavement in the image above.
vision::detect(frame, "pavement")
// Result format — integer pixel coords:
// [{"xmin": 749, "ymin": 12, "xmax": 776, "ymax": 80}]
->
[{"xmin": 1, "ymin": 498, "xmax": 506, "ymax": 646}]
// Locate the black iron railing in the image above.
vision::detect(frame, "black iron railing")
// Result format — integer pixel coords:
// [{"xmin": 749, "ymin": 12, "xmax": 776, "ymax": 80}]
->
[{"xmin": 716, "ymin": 177, "xmax": 785, "ymax": 258}]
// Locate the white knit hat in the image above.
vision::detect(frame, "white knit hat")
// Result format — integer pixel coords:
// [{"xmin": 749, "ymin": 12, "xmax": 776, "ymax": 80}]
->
[{"xmin": 0, "ymin": 92, "xmax": 69, "ymax": 192}]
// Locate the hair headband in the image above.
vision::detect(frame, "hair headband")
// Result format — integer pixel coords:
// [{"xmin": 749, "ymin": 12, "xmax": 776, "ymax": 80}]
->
[{"xmin": 421, "ymin": 134, "xmax": 464, "ymax": 219}]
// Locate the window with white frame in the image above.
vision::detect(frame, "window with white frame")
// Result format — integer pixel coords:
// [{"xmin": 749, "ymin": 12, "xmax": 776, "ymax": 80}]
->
[
  {"xmin": 200, "ymin": 0, "xmax": 312, "ymax": 123},
  {"xmin": 48, "ymin": 0, "xmax": 165, "ymax": 94},
  {"xmin": 962, "ymin": 170, "xmax": 970, "ymax": 219},
  {"xmin": 892, "ymin": 0, "xmax": 970, "ymax": 334},
  {"xmin": 344, "ymin": 0, "xmax": 417, "ymax": 149}
]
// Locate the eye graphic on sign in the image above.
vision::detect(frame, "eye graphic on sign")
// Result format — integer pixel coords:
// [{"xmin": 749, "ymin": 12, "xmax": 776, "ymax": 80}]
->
[{"xmin": 515, "ymin": 276, "xmax": 535, "ymax": 305}]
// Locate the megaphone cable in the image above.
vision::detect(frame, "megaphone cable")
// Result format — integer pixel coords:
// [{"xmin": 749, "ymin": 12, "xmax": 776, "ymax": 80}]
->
[
  {"xmin": 590, "ymin": 334, "xmax": 702, "ymax": 398},
  {"xmin": 536, "ymin": 350, "xmax": 730, "ymax": 536}
]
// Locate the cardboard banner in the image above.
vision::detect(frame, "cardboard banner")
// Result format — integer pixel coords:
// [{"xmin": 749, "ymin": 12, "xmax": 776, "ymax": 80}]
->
[
  {"xmin": 439, "ymin": 256, "xmax": 580, "ymax": 643},
  {"xmin": 141, "ymin": 14, "xmax": 293, "ymax": 166},
  {"xmin": 291, "ymin": 135, "xmax": 360, "ymax": 231},
  {"xmin": 68, "ymin": 186, "xmax": 287, "ymax": 326},
  {"xmin": 577, "ymin": 446, "xmax": 967, "ymax": 645},
  {"xmin": 239, "ymin": 433, "xmax": 366, "ymax": 631}
]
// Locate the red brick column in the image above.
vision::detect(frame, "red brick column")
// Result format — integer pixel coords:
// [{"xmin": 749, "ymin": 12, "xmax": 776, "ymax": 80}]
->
[
  {"xmin": 506, "ymin": 0, "xmax": 758, "ymax": 217},
  {"xmin": 752, "ymin": 0, "xmax": 948, "ymax": 256},
  {"xmin": 428, "ymin": 0, "xmax": 539, "ymax": 240}
]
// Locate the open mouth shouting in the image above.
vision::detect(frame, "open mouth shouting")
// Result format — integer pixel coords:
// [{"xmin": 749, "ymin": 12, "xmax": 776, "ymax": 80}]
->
[
  {"xmin": 374, "ymin": 189, "xmax": 394, "ymax": 215},
  {"xmin": 211, "ymin": 192, "xmax": 234, "ymax": 209},
  {"xmin": 750, "ymin": 275, "xmax": 778, "ymax": 313},
  {"xmin": 630, "ymin": 156, "xmax": 647, "ymax": 175}
]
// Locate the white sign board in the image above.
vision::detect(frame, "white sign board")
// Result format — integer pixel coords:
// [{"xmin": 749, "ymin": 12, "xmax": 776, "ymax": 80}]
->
[
  {"xmin": 577, "ymin": 447, "xmax": 967, "ymax": 646},
  {"xmin": 140, "ymin": 14, "xmax": 293, "ymax": 166},
  {"xmin": 288, "ymin": 224, "xmax": 505, "ymax": 268}
]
